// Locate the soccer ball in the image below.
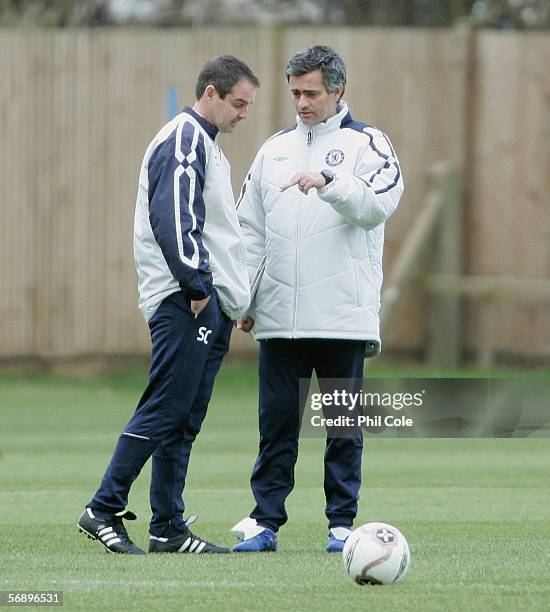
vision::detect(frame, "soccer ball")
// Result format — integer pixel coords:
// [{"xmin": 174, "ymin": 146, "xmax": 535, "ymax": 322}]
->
[{"xmin": 342, "ymin": 522, "xmax": 410, "ymax": 585}]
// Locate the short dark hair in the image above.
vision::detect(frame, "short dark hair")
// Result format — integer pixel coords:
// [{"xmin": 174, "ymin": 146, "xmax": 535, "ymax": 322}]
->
[
  {"xmin": 195, "ymin": 55, "xmax": 259, "ymax": 100},
  {"xmin": 285, "ymin": 45, "xmax": 346, "ymax": 97}
]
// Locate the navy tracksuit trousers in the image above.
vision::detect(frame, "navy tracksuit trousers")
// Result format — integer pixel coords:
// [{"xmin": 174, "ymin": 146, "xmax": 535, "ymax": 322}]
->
[
  {"xmin": 89, "ymin": 290, "xmax": 232, "ymax": 537},
  {"xmin": 250, "ymin": 338, "xmax": 365, "ymax": 532}
]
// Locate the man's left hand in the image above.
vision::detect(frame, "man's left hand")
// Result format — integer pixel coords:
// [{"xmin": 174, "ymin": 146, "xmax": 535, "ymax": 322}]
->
[
  {"xmin": 280, "ymin": 172, "xmax": 326, "ymax": 194},
  {"xmin": 236, "ymin": 316, "xmax": 255, "ymax": 332}
]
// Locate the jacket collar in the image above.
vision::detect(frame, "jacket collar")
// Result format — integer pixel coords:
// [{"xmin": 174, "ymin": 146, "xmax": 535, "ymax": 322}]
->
[
  {"xmin": 184, "ymin": 106, "xmax": 219, "ymax": 141},
  {"xmin": 295, "ymin": 101, "xmax": 350, "ymax": 135}
]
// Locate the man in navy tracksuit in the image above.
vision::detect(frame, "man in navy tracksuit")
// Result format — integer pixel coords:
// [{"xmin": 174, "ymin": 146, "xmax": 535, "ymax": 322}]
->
[
  {"xmin": 77, "ymin": 56, "xmax": 259, "ymax": 554},
  {"xmin": 232, "ymin": 46, "xmax": 403, "ymax": 553}
]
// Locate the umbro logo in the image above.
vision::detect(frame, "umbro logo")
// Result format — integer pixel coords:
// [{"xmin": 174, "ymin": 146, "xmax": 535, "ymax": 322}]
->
[
  {"xmin": 273, "ymin": 156, "xmax": 288, "ymax": 161},
  {"xmin": 196, "ymin": 326, "xmax": 212, "ymax": 344}
]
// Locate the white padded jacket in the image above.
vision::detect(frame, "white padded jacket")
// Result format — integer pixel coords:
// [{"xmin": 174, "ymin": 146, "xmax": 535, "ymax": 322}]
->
[{"xmin": 237, "ymin": 102, "xmax": 403, "ymax": 344}]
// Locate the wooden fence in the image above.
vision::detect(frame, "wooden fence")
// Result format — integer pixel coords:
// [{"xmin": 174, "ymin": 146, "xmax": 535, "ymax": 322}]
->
[{"xmin": 0, "ymin": 27, "xmax": 549, "ymax": 364}]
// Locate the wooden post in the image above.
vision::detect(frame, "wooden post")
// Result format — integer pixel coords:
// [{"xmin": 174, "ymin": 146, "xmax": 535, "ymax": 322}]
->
[
  {"xmin": 426, "ymin": 167, "xmax": 463, "ymax": 367},
  {"xmin": 477, "ymin": 296, "xmax": 497, "ymax": 369}
]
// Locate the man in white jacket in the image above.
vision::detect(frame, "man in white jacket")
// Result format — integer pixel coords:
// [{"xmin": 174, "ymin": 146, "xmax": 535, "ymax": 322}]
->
[{"xmin": 232, "ymin": 46, "xmax": 403, "ymax": 553}]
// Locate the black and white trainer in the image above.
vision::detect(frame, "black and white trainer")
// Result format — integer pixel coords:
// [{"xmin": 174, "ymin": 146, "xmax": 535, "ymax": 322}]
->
[
  {"xmin": 77, "ymin": 507, "xmax": 145, "ymax": 554},
  {"xmin": 148, "ymin": 515, "xmax": 230, "ymax": 554}
]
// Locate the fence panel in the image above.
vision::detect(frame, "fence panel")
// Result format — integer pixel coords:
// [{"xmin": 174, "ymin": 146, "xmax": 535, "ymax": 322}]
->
[
  {"xmin": 467, "ymin": 31, "xmax": 550, "ymax": 360},
  {"xmin": 0, "ymin": 28, "xmax": 548, "ymax": 362}
]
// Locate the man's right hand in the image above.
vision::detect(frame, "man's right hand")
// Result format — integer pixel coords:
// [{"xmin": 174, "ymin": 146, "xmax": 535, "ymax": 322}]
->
[
  {"xmin": 236, "ymin": 316, "xmax": 254, "ymax": 332},
  {"xmin": 191, "ymin": 295, "xmax": 211, "ymax": 318}
]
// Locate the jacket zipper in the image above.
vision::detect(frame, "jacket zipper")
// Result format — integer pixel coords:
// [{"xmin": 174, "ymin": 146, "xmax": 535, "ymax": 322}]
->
[{"xmin": 292, "ymin": 129, "xmax": 313, "ymax": 336}]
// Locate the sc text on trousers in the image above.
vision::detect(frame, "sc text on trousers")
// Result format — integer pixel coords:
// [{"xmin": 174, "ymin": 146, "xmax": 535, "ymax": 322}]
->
[{"xmin": 196, "ymin": 327, "xmax": 212, "ymax": 344}]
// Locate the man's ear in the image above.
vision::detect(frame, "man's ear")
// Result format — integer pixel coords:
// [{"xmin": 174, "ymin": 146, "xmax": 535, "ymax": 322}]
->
[
  {"xmin": 334, "ymin": 84, "xmax": 344, "ymax": 101},
  {"xmin": 204, "ymin": 84, "xmax": 218, "ymax": 101}
]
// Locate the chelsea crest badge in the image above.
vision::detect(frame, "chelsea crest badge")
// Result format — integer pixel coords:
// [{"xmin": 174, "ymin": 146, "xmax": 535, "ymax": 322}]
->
[{"xmin": 325, "ymin": 149, "xmax": 345, "ymax": 167}]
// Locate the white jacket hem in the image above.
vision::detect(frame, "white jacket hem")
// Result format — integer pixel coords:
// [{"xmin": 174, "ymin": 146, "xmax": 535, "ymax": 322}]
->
[{"xmin": 252, "ymin": 330, "xmax": 381, "ymax": 342}]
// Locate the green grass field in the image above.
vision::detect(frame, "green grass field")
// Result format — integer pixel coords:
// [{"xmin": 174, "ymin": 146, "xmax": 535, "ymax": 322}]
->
[{"xmin": 1, "ymin": 362, "xmax": 549, "ymax": 611}]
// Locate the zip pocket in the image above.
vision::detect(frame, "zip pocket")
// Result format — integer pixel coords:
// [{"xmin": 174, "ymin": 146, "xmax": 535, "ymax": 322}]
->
[{"xmin": 352, "ymin": 259, "xmax": 363, "ymax": 306}]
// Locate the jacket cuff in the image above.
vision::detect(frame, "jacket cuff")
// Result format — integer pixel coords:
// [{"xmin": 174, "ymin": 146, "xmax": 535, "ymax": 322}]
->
[
  {"xmin": 183, "ymin": 279, "xmax": 212, "ymax": 301},
  {"xmin": 188, "ymin": 290, "xmax": 211, "ymax": 301}
]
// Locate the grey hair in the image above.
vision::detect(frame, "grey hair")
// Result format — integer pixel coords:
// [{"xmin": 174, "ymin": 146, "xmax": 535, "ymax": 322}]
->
[{"xmin": 285, "ymin": 45, "xmax": 346, "ymax": 98}]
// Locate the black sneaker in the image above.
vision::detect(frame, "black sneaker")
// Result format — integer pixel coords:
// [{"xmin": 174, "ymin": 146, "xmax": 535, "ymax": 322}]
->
[
  {"xmin": 148, "ymin": 515, "xmax": 230, "ymax": 554},
  {"xmin": 77, "ymin": 508, "xmax": 145, "ymax": 554}
]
